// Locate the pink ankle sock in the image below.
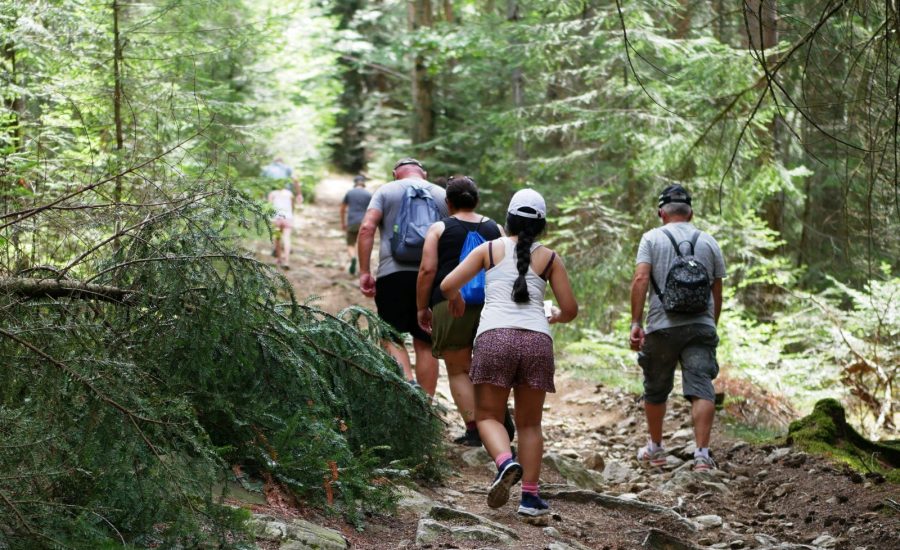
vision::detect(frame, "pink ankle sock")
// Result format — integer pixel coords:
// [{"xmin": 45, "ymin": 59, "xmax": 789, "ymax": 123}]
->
[
  {"xmin": 494, "ymin": 452, "xmax": 513, "ymax": 468},
  {"xmin": 521, "ymin": 481, "xmax": 539, "ymax": 495}
]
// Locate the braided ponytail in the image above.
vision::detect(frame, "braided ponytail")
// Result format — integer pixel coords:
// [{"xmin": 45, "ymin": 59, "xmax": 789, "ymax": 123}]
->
[{"xmin": 507, "ymin": 212, "xmax": 547, "ymax": 304}]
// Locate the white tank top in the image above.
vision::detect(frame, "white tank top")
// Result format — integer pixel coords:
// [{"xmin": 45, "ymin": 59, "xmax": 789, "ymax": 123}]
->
[
  {"xmin": 270, "ymin": 189, "xmax": 294, "ymax": 220},
  {"xmin": 476, "ymin": 238, "xmax": 551, "ymax": 338}
]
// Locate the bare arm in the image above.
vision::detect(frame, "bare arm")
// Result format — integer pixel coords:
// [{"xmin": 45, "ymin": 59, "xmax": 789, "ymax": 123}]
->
[
  {"xmin": 546, "ymin": 255, "xmax": 578, "ymax": 323},
  {"xmin": 416, "ymin": 223, "xmax": 443, "ymax": 311},
  {"xmin": 630, "ymin": 263, "xmax": 651, "ymax": 351},
  {"xmin": 340, "ymin": 203, "xmax": 348, "ymax": 230},
  {"xmin": 357, "ymin": 208, "xmax": 382, "ymax": 297},
  {"xmin": 440, "ymin": 242, "xmax": 489, "ymax": 299},
  {"xmin": 712, "ymin": 278, "xmax": 723, "ymax": 325}
]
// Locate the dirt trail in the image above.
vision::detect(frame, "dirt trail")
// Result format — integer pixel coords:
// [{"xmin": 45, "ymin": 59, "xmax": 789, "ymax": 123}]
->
[{"xmin": 253, "ymin": 175, "xmax": 899, "ymax": 550}]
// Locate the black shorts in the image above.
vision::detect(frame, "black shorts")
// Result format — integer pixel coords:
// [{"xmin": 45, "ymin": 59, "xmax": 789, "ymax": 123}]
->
[{"xmin": 375, "ymin": 271, "xmax": 431, "ymax": 344}]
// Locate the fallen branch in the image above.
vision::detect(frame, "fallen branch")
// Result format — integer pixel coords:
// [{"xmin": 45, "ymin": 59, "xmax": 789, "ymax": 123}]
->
[{"xmin": 0, "ymin": 277, "xmax": 138, "ymax": 304}]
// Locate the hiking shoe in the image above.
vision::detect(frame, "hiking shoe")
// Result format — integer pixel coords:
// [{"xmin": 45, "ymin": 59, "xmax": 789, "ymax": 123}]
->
[
  {"xmin": 453, "ymin": 429, "xmax": 482, "ymax": 447},
  {"xmin": 693, "ymin": 455, "xmax": 717, "ymax": 472},
  {"xmin": 504, "ymin": 407, "xmax": 516, "ymax": 442},
  {"xmin": 517, "ymin": 492, "xmax": 550, "ymax": 517},
  {"xmin": 349, "ymin": 257, "xmax": 357, "ymax": 275},
  {"xmin": 487, "ymin": 460, "xmax": 523, "ymax": 509},
  {"xmin": 637, "ymin": 444, "xmax": 667, "ymax": 467}
]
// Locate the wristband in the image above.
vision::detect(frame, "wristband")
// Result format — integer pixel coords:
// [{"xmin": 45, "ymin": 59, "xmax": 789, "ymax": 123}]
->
[{"xmin": 631, "ymin": 321, "xmax": 642, "ymax": 328}]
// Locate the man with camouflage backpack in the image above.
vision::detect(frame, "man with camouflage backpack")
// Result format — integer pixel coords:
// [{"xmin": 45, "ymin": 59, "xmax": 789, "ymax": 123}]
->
[
  {"xmin": 629, "ymin": 184, "xmax": 726, "ymax": 472},
  {"xmin": 358, "ymin": 158, "xmax": 448, "ymax": 396}
]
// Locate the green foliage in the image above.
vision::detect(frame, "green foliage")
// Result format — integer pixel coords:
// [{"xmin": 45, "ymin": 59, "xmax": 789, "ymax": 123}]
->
[
  {"xmin": 0, "ymin": 185, "xmax": 443, "ymax": 546},
  {"xmin": 788, "ymin": 399, "xmax": 900, "ymax": 482}
]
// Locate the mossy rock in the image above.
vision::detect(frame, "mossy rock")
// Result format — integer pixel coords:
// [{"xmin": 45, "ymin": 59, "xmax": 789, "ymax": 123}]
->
[{"xmin": 787, "ymin": 398, "xmax": 900, "ymax": 482}]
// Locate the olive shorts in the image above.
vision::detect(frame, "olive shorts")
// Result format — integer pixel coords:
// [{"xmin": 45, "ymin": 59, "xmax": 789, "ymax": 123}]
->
[
  {"xmin": 638, "ymin": 323, "xmax": 719, "ymax": 404},
  {"xmin": 430, "ymin": 301, "xmax": 482, "ymax": 357},
  {"xmin": 346, "ymin": 223, "xmax": 360, "ymax": 246}
]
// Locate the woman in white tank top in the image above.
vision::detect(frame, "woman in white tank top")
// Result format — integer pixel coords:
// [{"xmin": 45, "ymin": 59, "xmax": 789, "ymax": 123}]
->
[{"xmin": 440, "ymin": 189, "xmax": 578, "ymax": 519}]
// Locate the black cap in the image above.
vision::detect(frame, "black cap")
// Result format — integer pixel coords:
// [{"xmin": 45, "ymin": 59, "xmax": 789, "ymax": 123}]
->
[
  {"xmin": 658, "ymin": 184, "xmax": 692, "ymax": 208},
  {"xmin": 393, "ymin": 157, "xmax": 425, "ymax": 171}
]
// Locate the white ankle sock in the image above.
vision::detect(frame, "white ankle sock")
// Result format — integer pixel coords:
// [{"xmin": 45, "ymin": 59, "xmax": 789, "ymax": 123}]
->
[
  {"xmin": 694, "ymin": 447, "xmax": 710, "ymax": 459},
  {"xmin": 648, "ymin": 440, "xmax": 664, "ymax": 452}
]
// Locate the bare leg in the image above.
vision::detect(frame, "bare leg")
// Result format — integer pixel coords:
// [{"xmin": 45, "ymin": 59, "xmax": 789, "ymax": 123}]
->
[
  {"xmin": 512, "ymin": 385, "xmax": 546, "ymax": 483},
  {"xmin": 280, "ymin": 225, "xmax": 292, "ymax": 266},
  {"xmin": 413, "ymin": 337, "xmax": 438, "ymax": 396},
  {"xmin": 476, "ymin": 384, "xmax": 513, "ymax": 460},
  {"xmin": 383, "ymin": 340, "xmax": 414, "ymax": 381},
  {"xmin": 644, "ymin": 401, "xmax": 666, "ymax": 445},
  {"xmin": 442, "ymin": 348, "xmax": 476, "ymax": 424},
  {"xmin": 346, "ymin": 244, "xmax": 356, "ymax": 262},
  {"xmin": 691, "ymin": 398, "xmax": 715, "ymax": 448}
]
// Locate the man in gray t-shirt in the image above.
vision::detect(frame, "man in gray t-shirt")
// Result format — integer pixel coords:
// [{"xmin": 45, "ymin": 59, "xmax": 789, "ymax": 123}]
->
[
  {"xmin": 341, "ymin": 175, "xmax": 373, "ymax": 275},
  {"xmin": 357, "ymin": 158, "xmax": 448, "ymax": 396},
  {"xmin": 629, "ymin": 185, "xmax": 725, "ymax": 472}
]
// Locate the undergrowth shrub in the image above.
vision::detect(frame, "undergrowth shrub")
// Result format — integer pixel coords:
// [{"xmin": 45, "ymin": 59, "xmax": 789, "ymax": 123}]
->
[{"xmin": 0, "ymin": 184, "xmax": 443, "ymax": 548}]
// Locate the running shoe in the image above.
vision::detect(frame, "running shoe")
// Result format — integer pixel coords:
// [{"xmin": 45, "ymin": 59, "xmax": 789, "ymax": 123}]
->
[
  {"xmin": 453, "ymin": 429, "xmax": 482, "ymax": 447},
  {"xmin": 637, "ymin": 444, "xmax": 667, "ymax": 467},
  {"xmin": 349, "ymin": 257, "xmax": 357, "ymax": 275},
  {"xmin": 487, "ymin": 459, "xmax": 523, "ymax": 509},
  {"xmin": 517, "ymin": 492, "xmax": 550, "ymax": 517},
  {"xmin": 693, "ymin": 455, "xmax": 717, "ymax": 472}
]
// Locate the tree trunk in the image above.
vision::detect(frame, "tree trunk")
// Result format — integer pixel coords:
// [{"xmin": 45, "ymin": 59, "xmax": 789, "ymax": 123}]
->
[
  {"xmin": 508, "ymin": 0, "xmax": 525, "ymax": 168},
  {"xmin": 743, "ymin": 1, "xmax": 784, "ymax": 237},
  {"xmin": 112, "ymin": 0, "xmax": 125, "ymax": 205},
  {"xmin": 671, "ymin": 0, "xmax": 692, "ymax": 39},
  {"xmin": 409, "ymin": 0, "xmax": 435, "ymax": 149}
]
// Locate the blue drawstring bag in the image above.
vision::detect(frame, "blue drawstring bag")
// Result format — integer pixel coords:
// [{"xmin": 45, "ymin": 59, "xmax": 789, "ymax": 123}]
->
[{"xmin": 459, "ymin": 219, "xmax": 487, "ymax": 305}]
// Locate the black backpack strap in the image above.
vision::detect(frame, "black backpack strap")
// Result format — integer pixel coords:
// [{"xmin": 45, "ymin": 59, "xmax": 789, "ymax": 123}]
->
[
  {"xmin": 488, "ymin": 241, "xmax": 495, "ymax": 269},
  {"xmin": 540, "ymin": 252, "xmax": 556, "ymax": 280},
  {"xmin": 688, "ymin": 231, "xmax": 701, "ymax": 255},
  {"xmin": 650, "ymin": 273, "xmax": 664, "ymax": 302},
  {"xmin": 660, "ymin": 228, "xmax": 683, "ymax": 256}
]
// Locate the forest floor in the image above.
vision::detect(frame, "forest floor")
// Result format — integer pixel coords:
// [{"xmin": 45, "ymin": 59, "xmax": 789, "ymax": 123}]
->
[{"xmin": 248, "ymin": 175, "xmax": 899, "ymax": 550}]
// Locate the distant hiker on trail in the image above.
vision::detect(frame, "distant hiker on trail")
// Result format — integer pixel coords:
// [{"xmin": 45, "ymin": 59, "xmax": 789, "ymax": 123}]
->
[
  {"xmin": 261, "ymin": 157, "xmax": 302, "ymax": 208},
  {"xmin": 629, "ymin": 184, "xmax": 725, "ymax": 472},
  {"xmin": 267, "ymin": 187, "xmax": 294, "ymax": 270},
  {"xmin": 341, "ymin": 174, "xmax": 372, "ymax": 275},
  {"xmin": 357, "ymin": 158, "xmax": 449, "ymax": 395},
  {"xmin": 441, "ymin": 189, "xmax": 578, "ymax": 518},
  {"xmin": 415, "ymin": 176, "xmax": 510, "ymax": 447}
]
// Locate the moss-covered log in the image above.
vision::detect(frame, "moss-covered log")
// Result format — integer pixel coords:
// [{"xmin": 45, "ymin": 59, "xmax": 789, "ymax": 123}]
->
[{"xmin": 787, "ymin": 398, "xmax": 900, "ymax": 481}]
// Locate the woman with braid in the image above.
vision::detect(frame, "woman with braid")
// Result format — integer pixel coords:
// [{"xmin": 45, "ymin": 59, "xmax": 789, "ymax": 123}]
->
[{"xmin": 441, "ymin": 189, "xmax": 578, "ymax": 518}]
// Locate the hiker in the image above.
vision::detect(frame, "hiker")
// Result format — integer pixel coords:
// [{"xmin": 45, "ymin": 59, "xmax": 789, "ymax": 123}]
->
[
  {"xmin": 629, "ymin": 184, "xmax": 725, "ymax": 472},
  {"xmin": 440, "ymin": 189, "xmax": 578, "ymax": 518},
  {"xmin": 415, "ymin": 176, "xmax": 507, "ymax": 447},
  {"xmin": 262, "ymin": 157, "xmax": 302, "ymax": 208},
  {"xmin": 267, "ymin": 186, "xmax": 295, "ymax": 270},
  {"xmin": 341, "ymin": 174, "xmax": 372, "ymax": 275},
  {"xmin": 357, "ymin": 158, "xmax": 448, "ymax": 395}
]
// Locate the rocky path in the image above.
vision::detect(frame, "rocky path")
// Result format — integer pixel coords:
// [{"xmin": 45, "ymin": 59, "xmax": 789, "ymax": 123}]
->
[{"xmin": 250, "ymin": 176, "xmax": 899, "ymax": 550}]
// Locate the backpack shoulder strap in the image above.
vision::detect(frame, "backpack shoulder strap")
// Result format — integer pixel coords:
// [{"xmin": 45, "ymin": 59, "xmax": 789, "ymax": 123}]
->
[
  {"xmin": 660, "ymin": 228, "xmax": 682, "ymax": 256},
  {"xmin": 688, "ymin": 231, "xmax": 701, "ymax": 255},
  {"xmin": 540, "ymin": 252, "xmax": 557, "ymax": 280},
  {"xmin": 488, "ymin": 240, "xmax": 495, "ymax": 269}
]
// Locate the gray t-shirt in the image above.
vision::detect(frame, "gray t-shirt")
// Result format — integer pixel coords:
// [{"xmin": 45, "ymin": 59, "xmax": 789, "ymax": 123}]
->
[
  {"xmin": 636, "ymin": 222, "xmax": 726, "ymax": 334},
  {"xmin": 343, "ymin": 187, "xmax": 372, "ymax": 227},
  {"xmin": 368, "ymin": 178, "xmax": 448, "ymax": 278}
]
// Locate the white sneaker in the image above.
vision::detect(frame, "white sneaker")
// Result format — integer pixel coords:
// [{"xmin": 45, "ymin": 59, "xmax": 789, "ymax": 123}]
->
[{"xmin": 637, "ymin": 444, "xmax": 667, "ymax": 467}]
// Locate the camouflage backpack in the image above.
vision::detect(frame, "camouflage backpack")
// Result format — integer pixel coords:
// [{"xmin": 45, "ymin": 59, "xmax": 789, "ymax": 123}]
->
[{"xmin": 651, "ymin": 229, "xmax": 710, "ymax": 314}]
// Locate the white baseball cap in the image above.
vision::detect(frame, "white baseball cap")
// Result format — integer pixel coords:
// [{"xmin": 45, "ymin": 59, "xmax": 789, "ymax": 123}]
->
[{"xmin": 507, "ymin": 188, "xmax": 546, "ymax": 219}]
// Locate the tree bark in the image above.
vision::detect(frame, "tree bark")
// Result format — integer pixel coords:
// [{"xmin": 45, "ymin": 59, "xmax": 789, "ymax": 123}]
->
[
  {"xmin": 0, "ymin": 277, "xmax": 138, "ymax": 304},
  {"xmin": 112, "ymin": 0, "xmax": 125, "ymax": 205},
  {"xmin": 508, "ymin": 0, "xmax": 525, "ymax": 167},
  {"xmin": 672, "ymin": 0, "xmax": 692, "ymax": 39},
  {"xmin": 410, "ymin": 0, "xmax": 435, "ymax": 149}
]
